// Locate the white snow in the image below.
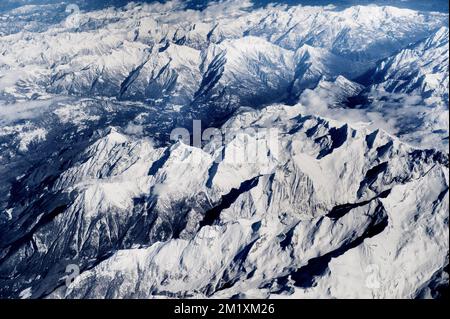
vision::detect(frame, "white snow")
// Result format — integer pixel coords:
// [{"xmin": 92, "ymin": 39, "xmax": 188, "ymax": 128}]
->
[{"xmin": 0, "ymin": 0, "xmax": 447, "ymax": 300}]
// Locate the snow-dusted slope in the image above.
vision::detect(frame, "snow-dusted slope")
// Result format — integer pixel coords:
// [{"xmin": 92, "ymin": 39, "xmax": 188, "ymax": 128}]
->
[
  {"xmin": 35, "ymin": 104, "xmax": 446, "ymax": 299},
  {"xmin": 338, "ymin": 26, "xmax": 450, "ymax": 151},
  {"xmin": 0, "ymin": 101, "xmax": 448, "ymax": 299},
  {"xmin": 365, "ymin": 26, "xmax": 449, "ymax": 102},
  {"xmin": 0, "ymin": 2, "xmax": 447, "ymax": 103},
  {"xmin": 299, "ymin": 75, "xmax": 364, "ymax": 108},
  {"xmin": 0, "ymin": 1, "xmax": 448, "ymax": 300}
]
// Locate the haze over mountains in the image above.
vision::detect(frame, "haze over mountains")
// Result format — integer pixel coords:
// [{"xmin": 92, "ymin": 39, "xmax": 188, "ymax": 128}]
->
[{"xmin": 0, "ymin": 0, "xmax": 448, "ymax": 299}]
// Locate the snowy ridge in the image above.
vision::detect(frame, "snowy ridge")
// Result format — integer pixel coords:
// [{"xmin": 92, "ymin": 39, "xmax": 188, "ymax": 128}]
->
[
  {"xmin": 0, "ymin": 1, "xmax": 448, "ymax": 299},
  {"xmin": 0, "ymin": 2, "xmax": 447, "ymax": 102},
  {"xmin": 366, "ymin": 26, "xmax": 449, "ymax": 102},
  {"xmin": 1, "ymin": 103, "xmax": 448, "ymax": 299},
  {"xmin": 48, "ymin": 105, "xmax": 448, "ymax": 299}
]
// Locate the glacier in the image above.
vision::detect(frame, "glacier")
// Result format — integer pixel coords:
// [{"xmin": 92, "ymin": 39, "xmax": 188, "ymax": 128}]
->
[{"xmin": 0, "ymin": 0, "xmax": 448, "ymax": 299}]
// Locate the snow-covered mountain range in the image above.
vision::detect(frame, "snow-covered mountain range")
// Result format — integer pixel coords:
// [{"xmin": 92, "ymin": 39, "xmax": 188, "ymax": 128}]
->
[{"xmin": 0, "ymin": 0, "xmax": 448, "ymax": 299}]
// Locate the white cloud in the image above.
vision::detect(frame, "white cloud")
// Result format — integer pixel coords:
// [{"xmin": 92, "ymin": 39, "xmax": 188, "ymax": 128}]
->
[{"xmin": 297, "ymin": 88, "xmax": 449, "ymax": 150}]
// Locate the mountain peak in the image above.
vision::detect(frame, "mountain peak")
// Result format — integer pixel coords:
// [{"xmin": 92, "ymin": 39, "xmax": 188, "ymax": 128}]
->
[{"xmin": 0, "ymin": 0, "xmax": 448, "ymax": 300}]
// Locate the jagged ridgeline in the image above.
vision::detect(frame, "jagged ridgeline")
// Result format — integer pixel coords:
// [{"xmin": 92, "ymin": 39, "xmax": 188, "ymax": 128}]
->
[{"xmin": 0, "ymin": 0, "xmax": 448, "ymax": 299}]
